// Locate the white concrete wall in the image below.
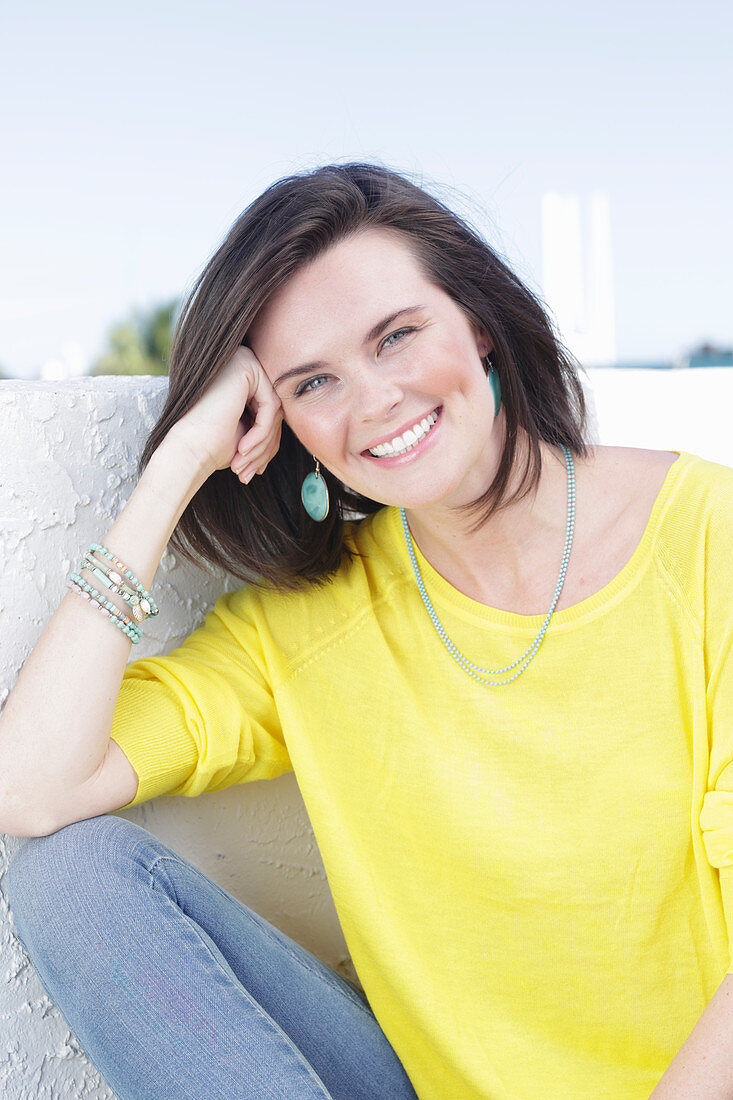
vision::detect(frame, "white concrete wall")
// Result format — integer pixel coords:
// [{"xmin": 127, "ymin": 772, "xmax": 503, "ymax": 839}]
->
[
  {"xmin": 587, "ymin": 366, "xmax": 733, "ymax": 467},
  {"xmin": 0, "ymin": 376, "xmax": 356, "ymax": 1099},
  {"xmin": 0, "ymin": 369, "xmax": 731, "ymax": 1098}
]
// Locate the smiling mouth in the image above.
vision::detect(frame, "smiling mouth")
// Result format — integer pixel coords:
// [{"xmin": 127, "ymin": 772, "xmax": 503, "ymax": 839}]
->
[{"xmin": 365, "ymin": 408, "xmax": 441, "ymax": 458}]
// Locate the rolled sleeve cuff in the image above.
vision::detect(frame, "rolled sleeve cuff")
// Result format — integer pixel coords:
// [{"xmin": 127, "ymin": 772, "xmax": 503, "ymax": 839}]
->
[{"xmin": 109, "ymin": 678, "xmax": 199, "ymax": 807}]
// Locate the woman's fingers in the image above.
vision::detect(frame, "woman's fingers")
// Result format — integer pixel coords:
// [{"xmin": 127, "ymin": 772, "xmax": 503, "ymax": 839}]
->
[
  {"xmin": 235, "ymin": 440, "xmax": 281, "ymax": 481},
  {"xmin": 231, "ymin": 378, "xmax": 283, "ymax": 481},
  {"xmin": 239, "ymin": 372, "xmax": 283, "ymax": 452},
  {"xmin": 233, "ymin": 415, "xmax": 282, "ymax": 469}
]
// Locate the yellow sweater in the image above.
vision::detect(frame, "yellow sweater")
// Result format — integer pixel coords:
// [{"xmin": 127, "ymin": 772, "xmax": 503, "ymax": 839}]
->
[{"xmin": 110, "ymin": 450, "xmax": 733, "ymax": 1100}]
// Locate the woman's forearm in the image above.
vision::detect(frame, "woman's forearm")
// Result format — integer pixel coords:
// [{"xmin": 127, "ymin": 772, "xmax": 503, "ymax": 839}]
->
[
  {"xmin": 0, "ymin": 429, "xmax": 211, "ymax": 835},
  {"xmin": 650, "ymin": 973, "xmax": 733, "ymax": 1098}
]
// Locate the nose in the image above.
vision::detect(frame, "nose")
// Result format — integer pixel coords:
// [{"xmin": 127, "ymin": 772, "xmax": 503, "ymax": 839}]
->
[{"xmin": 352, "ymin": 366, "xmax": 405, "ymax": 424}]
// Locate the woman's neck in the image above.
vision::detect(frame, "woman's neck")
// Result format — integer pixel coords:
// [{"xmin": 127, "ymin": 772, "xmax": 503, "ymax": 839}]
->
[{"xmin": 403, "ymin": 440, "xmax": 573, "ymax": 613}]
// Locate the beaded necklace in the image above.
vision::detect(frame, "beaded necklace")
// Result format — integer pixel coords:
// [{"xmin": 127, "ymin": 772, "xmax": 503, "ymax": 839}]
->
[{"xmin": 399, "ymin": 445, "xmax": 576, "ymax": 686}]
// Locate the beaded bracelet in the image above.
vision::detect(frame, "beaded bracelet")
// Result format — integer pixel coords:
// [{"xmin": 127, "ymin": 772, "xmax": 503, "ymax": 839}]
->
[
  {"xmin": 66, "ymin": 541, "xmax": 158, "ymax": 644},
  {"xmin": 82, "ymin": 552, "xmax": 154, "ymax": 623},
  {"xmin": 87, "ymin": 542, "xmax": 159, "ymax": 621},
  {"xmin": 67, "ymin": 574, "xmax": 142, "ymax": 643}
]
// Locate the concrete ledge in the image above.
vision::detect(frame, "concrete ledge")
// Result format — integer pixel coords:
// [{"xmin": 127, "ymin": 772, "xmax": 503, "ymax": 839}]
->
[
  {"xmin": 0, "ymin": 376, "xmax": 355, "ymax": 1099},
  {"xmin": 587, "ymin": 366, "xmax": 733, "ymax": 466}
]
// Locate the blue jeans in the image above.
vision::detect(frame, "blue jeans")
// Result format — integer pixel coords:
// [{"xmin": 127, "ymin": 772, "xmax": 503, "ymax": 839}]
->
[{"xmin": 6, "ymin": 814, "xmax": 418, "ymax": 1100}]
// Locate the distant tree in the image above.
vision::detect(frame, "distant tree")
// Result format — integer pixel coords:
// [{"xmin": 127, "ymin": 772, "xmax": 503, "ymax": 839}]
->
[{"xmin": 90, "ymin": 299, "xmax": 178, "ymax": 376}]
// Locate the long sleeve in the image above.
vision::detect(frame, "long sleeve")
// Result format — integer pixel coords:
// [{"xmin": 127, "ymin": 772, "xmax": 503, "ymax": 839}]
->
[
  {"xmin": 695, "ymin": 468, "xmax": 733, "ymax": 961},
  {"xmin": 109, "ymin": 589, "xmax": 292, "ymax": 807},
  {"xmin": 701, "ymin": 626, "xmax": 733, "ymax": 966}
]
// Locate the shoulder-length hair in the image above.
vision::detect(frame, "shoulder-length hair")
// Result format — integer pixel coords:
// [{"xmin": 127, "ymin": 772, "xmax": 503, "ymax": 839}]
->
[{"xmin": 137, "ymin": 161, "xmax": 588, "ymax": 590}]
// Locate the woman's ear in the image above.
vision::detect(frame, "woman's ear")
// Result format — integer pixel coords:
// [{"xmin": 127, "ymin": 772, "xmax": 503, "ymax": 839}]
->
[{"xmin": 470, "ymin": 320, "xmax": 492, "ymax": 359}]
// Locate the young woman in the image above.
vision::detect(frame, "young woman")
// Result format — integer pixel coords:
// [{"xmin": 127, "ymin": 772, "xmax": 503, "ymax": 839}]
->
[{"xmin": 2, "ymin": 163, "xmax": 732, "ymax": 1100}]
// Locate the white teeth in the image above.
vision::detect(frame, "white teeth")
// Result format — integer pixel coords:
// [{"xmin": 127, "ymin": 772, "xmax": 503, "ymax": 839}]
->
[{"xmin": 368, "ymin": 410, "xmax": 439, "ymax": 458}]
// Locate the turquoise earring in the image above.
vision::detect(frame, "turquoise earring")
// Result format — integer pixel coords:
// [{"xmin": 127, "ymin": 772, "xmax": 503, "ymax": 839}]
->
[
  {"xmin": 301, "ymin": 459, "xmax": 330, "ymax": 522},
  {"xmin": 485, "ymin": 353, "xmax": 502, "ymax": 416}
]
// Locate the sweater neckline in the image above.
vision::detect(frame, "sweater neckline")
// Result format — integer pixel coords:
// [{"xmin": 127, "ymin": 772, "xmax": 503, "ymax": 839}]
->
[{"xmin": 387, "ymin": 450, "xmax": 690, "ymax": 633}]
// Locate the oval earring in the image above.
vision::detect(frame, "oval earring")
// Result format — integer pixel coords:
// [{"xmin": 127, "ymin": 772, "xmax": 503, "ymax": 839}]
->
[
  {"xmin": 484, "ymin": 353, "xmax": 502, "ymax": 416},
  {"xmin": 301, "ymin": 458, "xmax": 330, "ymax": 522}
]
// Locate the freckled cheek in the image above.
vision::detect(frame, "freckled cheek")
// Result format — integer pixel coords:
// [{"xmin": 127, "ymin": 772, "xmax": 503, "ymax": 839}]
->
[
  {"xmin": 418, "ymin": 362, "xmax": 463, "ymax": 399},
  {"xmin": 287, "ymin": 408, "xmax": 349, "ymax": 461},
  {"xmin": 408, "ymin": 344, "xmax": 471, "ymax": 395}
]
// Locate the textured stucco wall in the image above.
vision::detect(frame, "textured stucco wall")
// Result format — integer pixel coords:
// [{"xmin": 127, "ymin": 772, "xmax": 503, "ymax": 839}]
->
[
  {"xmin": 0, "ymin": 369, "xmax": 731, "ymax": 1098},
  {"xmin": 0, "ymin": 377, "xmax": 358, "ymax": 1100},
  {"xmin": 588, "ymin": 366, "xmax": 733, "ymax": 468}
]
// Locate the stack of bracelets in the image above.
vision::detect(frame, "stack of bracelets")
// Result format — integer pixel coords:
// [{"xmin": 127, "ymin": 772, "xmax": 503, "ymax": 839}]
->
[{"xmin": 66, "ymin": 542, "xmax": 159, "ymax": 645}]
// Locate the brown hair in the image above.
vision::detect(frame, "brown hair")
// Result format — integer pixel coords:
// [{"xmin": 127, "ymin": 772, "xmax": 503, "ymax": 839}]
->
[{"xmin": 137, "ymin": 161, "xmax": 588, "ymax": 589}]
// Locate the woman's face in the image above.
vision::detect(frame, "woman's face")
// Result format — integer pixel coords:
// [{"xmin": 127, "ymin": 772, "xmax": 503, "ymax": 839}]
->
[{"xmin": 248, "ymin": 228, "xmax": 502, "ymax": 512}]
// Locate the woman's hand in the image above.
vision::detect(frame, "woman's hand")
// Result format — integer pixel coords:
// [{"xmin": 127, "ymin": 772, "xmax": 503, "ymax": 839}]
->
[{"xmin": 172, "ymin": 347, "xmax": 283, "ymax": 483}]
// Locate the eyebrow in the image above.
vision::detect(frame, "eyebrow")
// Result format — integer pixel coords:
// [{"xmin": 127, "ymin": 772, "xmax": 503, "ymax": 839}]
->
[{"xmin": 271, "ymin": 305, "xmax": 427, "ymax": 390}]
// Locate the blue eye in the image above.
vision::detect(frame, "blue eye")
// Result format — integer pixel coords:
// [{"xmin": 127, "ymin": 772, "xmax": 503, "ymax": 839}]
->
[
  {"xmin": 294, "ymin": 375, "xmax": 328, "ymax": 397},
  {"xmin": 381, "ymin": 327, "xmax": 415, "ymax": 350}
]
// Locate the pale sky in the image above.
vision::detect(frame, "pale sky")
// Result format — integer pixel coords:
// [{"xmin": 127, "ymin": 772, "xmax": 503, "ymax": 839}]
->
[{"xmin": 1, "ymin": 0, "xmax": 731, "ymax": 378}]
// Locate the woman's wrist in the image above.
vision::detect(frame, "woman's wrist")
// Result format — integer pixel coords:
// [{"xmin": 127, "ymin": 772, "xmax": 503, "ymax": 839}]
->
[{"xmin": 158, "ymin": 424, "xmax": 218, "ymax": 480}]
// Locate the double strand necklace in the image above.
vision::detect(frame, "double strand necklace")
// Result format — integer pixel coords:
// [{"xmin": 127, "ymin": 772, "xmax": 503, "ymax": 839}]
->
[{"xmin": 399, "ymin": 445, "xmax": 576, "ymax": 686}]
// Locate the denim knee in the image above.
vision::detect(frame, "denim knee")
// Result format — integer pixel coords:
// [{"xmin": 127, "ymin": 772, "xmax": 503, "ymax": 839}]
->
[{"xmin": 6, "ymin": 814, "xmax": 139, "ymax": 946}]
